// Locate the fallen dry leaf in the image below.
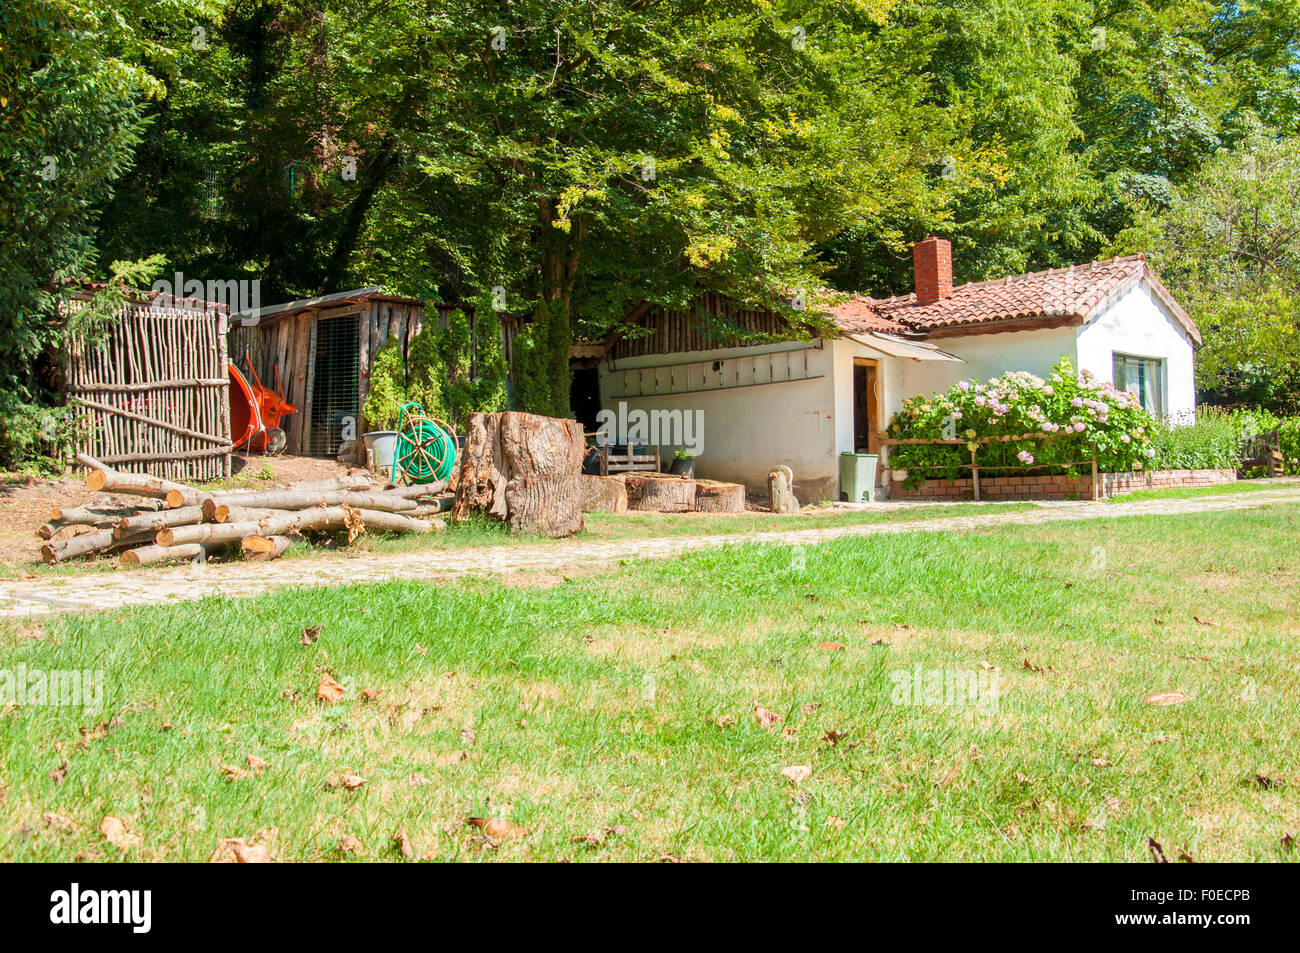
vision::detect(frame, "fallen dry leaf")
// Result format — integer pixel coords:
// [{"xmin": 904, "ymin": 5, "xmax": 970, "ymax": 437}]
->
[
  {"xmin": 219, "ymin": 764, "xmax": 248, "ymax": 781},
  {"xmin": 460, "ymin": 728, "xmax": 477, "ymax": 745},
  {"xmin": 1015, "ymin": 772, "xmax": 1031, "ymax": 785},
  {"xmin": 466, "ymin": 816, "xmax": 525, "ymax": 839},
  {"xmin": 300, "ymin": 625, "xmax": 321, "ymax": 645},
  {"xmin": 1255, "ymin": 773, "xmax": 1283, "ymax": 790},
  {"xmin": 1091, "ymin": 758, "xmax": 1113, "ymax": 768},
  {"xmin": 781, "ymin": 765, "xmax": 812, "ymax": 785},
  {"xmin": 1147, "ymin": 836, "xmax": 1169, "ymax": 863},
  {"xmin": 800, "ymin": 702, "xmax": 822, "ymax": 715},
  {"xmin": 826, "ymin": 815, "xmax": 846, "ymax": 831},
  {"xmin": 337, "ymin": 834, "xmax": 363, "ymax": 854},
  {"xmin": 1144, "ymin": 692, "xmax": 1191, "ymax": 706},
  {"xmin": 715, "ymin": 715, "xmax": 735, "ymax": 728},
  {"xmin": 754, "ymin": 706, "xmax": 782, "ymax": 730},
  {"xmin": 246, "ymin": 755, "xmax": 269, "ymax": 775},
  {"xmin": 570, "ymin": 825, "xmax": 629, "ymax": 847},
  {"xmin": 100, "ymin": 815, "xmax": 141, "ymax": 851},
  {"xmin": 393, "ymin": 831, "xmax": 413, "ymax": 858},
  {"xmin": 1282, "ymin": 833, "xmax": 1295, "ymax": 851},
  {"xmin": 1193, "ymin": 616, "xmax": 1218, "ymax": 627},
  {"xmin": 341, "ymin": 772, "xmax": 367, "ymax": 790},
  {"xmin": 210, "ymin": 837, "xmax": 272, "ymax": 863},
  {"xmin": 317, "ymin": 673, "xmax": 347, "ymax": 704},
  {"xmin": 821, "ymin": 729, "xmax": 849, "ymax": 747},
  {"xmin": 48, "ymin": 761, "xmax": 68, "ymax": 786},
  {"xmin": 938, "ymin": 761, "xmax": 961, "ymax": 787},
  {"xmin": 816, "ymin": 641, "xmax": 846, "ymax": 652},
  {"xmin": 359, "ymin": 688, "xmax": 381, "ymax": 702}
]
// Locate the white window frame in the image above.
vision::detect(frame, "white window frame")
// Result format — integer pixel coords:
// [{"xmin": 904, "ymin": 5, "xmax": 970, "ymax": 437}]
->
[{"xmin": 1112, "ymin": 352, "xmax": 1166, "ymax": 417}]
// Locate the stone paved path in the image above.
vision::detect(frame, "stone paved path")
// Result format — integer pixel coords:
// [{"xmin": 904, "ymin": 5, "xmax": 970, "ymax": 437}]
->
[{"xmin": 3, "ymin": 489, "xmax": 1297, "ymax": 618}]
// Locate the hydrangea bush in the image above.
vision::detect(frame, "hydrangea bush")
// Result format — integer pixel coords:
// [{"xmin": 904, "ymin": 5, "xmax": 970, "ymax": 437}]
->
[{"xmin": 884, "ymin": 358, "xmax": 1156, "ymax": 485}]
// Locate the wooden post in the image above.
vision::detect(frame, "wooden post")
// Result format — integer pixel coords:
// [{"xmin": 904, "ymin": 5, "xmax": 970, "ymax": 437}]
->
[
  {"xmin": 1091, "ymin": 456, "xmax": 1100, "ymax": 501},
  {"xmin": 971, "ymin": 446, "xmax": 980, "ymax": 502}
]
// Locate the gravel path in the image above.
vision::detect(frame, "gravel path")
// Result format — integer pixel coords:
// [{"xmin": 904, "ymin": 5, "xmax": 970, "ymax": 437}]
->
[{"xmin": 3, "ymin": 489, "xmax": 1297, "ymax": 618}]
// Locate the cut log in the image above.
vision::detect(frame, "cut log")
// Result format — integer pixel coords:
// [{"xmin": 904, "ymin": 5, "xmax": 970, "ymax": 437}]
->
[
  {"xmin": 157, "ymin": 506, "xmax": 436, "ymax": 547},
  {"xmin": 85, "ymin": 467, "xmax": 194, "ymax": 502},
  {"xmin": 171, "ymin": 473, "xmax": 379, "ymax": 509},
  {"xmin": 37, "ymin": 523, "xmax": 97, "ymax": 541},
  {"xmin": 693, "ymin": 479, "xmax": 745, "ymax": 513},
  {"xmin": 198, "ymin": 488, "xmax": 419, "ymax": 519},
  {"xmin": 768, "ymin": 465, "xmax": 800, "ymax": 514},
  {"xmin": 624, "ymin": 474, "xmax": 696, "ymax": 513},
  {"xmin": 119, "ymin": 543, "xmax": 207, "ymax": 568},
  {"xmin": 208, "ymin": 505, "xmax": 295, "ymax": 524},
  {"xmin": 580, "ymin": 475, "xmax": 628, "ymax": 514},
  {"xmin": 113, "ymin": 505, "xmax": 205, "ymax": 540},
  {"xmin": 241, "ymin": 535, "xmax": 292, "ymax": 561},
  {"xmin": 405, "ymin": 496, "xmax": 456, "ymax": 518},
  {"xmin": 50, "ymin": 503, "xmax": 163, "ymax": 524},
  {"xmin": 453, "ymin": 412, "xmax": 585, "ymax": 537},
  {"xmin": 42, "ymin": 528, "xmax": 155, "ymax": 564}
]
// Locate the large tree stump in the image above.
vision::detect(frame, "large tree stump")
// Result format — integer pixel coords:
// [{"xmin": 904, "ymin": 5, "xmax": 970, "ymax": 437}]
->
[
  {"xmin": 624, "ymin": 474, "xmax": 696, "ymax": 512},
  {"xmin": 452, "ymin": 412, "xmax": 585, "ymax": 537},
  {"xmin": 694, "ymin": 479, "xmax": 745, "ymax": 513},
  {"xmin": 580, "ymin": 475, "xmax": 628, "ymax": 514},
  {"xmin": 768, "ymin": 466, "xmax": 800, "ymax": 514}
]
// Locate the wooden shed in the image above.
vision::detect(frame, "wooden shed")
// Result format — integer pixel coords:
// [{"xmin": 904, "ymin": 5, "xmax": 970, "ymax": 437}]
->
[{"xmin": 228, "ymin": 288, "xmax": 462, "ymax": 458}]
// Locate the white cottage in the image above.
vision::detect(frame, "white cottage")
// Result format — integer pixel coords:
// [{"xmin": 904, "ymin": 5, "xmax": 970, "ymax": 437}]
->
[{"xmin": 587, "ymin": 238, "xmax": 1200, "ymax": 501}]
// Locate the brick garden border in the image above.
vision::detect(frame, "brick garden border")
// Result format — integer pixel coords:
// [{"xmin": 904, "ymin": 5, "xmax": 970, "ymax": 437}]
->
[{"xmin": 887, "ymin": 468, "xmax": 1238, "ymax": 502}]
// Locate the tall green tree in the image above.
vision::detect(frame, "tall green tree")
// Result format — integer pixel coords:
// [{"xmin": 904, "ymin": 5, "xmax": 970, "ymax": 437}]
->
[{"xmin": 1115, "ymin": 133, "xmax": 1300, "ymax": 411}]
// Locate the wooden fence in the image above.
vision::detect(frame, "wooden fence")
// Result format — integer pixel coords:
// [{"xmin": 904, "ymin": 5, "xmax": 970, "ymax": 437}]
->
[
  {"xmin": 65, "ymin": 298, "xmax": 232, "ymax": 481},
  {"xmin": 879, "ymin": 431, "xmax": 1100, "ymax": 501}
]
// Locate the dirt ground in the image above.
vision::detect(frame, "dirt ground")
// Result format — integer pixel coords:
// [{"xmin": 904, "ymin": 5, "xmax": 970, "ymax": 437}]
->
[{"xmin": 0, "ymin": 453, "xmax": 354, "ymax": 570}]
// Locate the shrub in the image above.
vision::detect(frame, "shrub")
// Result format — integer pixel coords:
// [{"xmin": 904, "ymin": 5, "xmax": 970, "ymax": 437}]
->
[
  {"xmin": 885, "ymin": 358, "xmax": 1155, "ymax": 485},
  {"xmin": 1147, "ymin": 406, "xmax": 1277, "ymax": 471}
]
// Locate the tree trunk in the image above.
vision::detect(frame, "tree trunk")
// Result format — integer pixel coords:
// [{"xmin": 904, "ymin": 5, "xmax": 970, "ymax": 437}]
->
[
  {"xmin": 694, "ymin": 480, "xmax": 745, "ymax": 513},
  {"xmin": 42, "ymin": 528, "xmax": 155, "ymax": 564},
  {"xmin": 624, "ymin": 474, "xmax": 695, "ymax": 512},
  {"xmin": 453, "ymin": 411, "xmax": 585, "ymax": 537},
  {"xmin": 580, "ymin": 474, "xmax": 628, "ymax": 513}
]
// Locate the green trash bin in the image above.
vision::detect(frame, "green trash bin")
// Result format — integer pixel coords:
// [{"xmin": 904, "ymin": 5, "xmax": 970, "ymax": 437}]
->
[{"xmin": 839, "ymin": 452, "xmax": 879, "ymax": 503}]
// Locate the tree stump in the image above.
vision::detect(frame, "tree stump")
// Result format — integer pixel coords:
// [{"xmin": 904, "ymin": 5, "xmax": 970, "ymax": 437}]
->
[
  {"xmin": 694, "ymin": 479, "xmax": 745, "ymax": 513},
  {"xmin": 452, "ymin": 412, "xmax": 585, "ymax": 537},
  {"xmin": 580, "ymin": 475, "xmax": 628, "ymax": 514},
  {"xmin": 624, "ymin": 474, "xmax": 696, "ymax": 512},
  {"xmin": 768, "ymin": 466, "xmax": 800, "ymax": 514}
]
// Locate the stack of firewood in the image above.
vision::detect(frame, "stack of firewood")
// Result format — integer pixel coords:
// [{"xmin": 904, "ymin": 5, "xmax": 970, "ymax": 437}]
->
[{"xmin": 38, "ymin": 455, "xmax": 450, "ymax": 567}]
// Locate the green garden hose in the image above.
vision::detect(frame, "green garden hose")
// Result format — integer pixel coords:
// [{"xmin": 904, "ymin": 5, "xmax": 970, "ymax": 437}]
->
[{"xmin": 394, "ymin": 402, "xmax": 456, "ymax": 484}]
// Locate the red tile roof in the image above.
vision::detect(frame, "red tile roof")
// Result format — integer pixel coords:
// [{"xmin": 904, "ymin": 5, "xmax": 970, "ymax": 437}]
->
[{"xmin": 826, "ymin": 254, "xmax": 1200, "ymax": 344}]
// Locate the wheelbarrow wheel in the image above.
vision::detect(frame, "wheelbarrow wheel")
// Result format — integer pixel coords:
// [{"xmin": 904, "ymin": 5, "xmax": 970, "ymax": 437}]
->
[{"xmin": 265, "ymin": 427, "xmax": 288, "ymax": 455}]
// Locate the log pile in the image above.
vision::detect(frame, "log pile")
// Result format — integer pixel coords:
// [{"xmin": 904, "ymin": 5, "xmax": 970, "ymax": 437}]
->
[
  {"xmin": 38, "ymin": 455, "xmax": 449, "ymax": 568},
  {"xmin": 580, "ymin": 473, "xmax": 747, "ymax": 514}
]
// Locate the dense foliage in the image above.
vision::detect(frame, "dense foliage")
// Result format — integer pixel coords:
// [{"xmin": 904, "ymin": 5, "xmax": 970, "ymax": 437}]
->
[{"xmin": 885, "ymin": 359, "xmax": 1156, "ymax": 483}]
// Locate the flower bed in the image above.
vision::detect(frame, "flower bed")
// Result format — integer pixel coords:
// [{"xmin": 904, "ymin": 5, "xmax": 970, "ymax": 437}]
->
[{"xmin": 884, "ymin": 358, "xmax": 1156, "ymax": 487}]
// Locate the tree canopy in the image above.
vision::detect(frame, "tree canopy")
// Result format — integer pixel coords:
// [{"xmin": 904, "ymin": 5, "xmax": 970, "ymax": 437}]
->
[{"xmin": 4, "ymin": 0, "xmax": 1300, "ymax": 444}]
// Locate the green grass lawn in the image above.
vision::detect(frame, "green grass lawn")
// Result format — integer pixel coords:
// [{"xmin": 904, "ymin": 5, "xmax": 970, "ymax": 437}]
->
[{"xmin": 1, "ymin": 503, "xmax": 1297, "ymax": 861}]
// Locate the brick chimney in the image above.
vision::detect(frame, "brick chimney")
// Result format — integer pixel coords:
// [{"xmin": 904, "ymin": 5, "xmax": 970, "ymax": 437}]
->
[{"xmin": 912, "ymin": 236, "xmax": 953, "ymax": 305}]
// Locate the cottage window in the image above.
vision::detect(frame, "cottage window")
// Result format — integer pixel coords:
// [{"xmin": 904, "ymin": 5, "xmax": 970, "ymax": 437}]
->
[{"xmin": 1112, "ymin": 353, "xmax": 1165, "ymax": 417}]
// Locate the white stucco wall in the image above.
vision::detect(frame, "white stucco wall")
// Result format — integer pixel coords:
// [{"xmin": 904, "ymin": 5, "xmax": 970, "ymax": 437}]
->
[
  {"xmin": 1075, "ymin": 283, "xmax": 1197, "ymax": 418},
  {"xmin": 596, "ymin": 340, "xmax": 839, "ymax": 500},
  {"xmin": 898, "ymin": 326, "xmax": 1079, "ymax": 400}
]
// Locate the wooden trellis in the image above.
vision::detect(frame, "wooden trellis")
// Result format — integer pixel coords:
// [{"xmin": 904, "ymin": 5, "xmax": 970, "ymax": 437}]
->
[{"xmin": 65, "ymin": 298, "xmax": 233, "ymax": 481}]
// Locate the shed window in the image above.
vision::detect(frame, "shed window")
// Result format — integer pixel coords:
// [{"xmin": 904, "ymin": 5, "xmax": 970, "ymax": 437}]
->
[{"xmin": 1112, "ymin": 353, "xmax": 1165, "ymax": 417}]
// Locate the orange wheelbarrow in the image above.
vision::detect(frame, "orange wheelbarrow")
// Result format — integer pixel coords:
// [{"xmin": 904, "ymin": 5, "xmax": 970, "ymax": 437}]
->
[{"xmin": 229, "ymin": 352, "xmax": 297, "ymax": 454}]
